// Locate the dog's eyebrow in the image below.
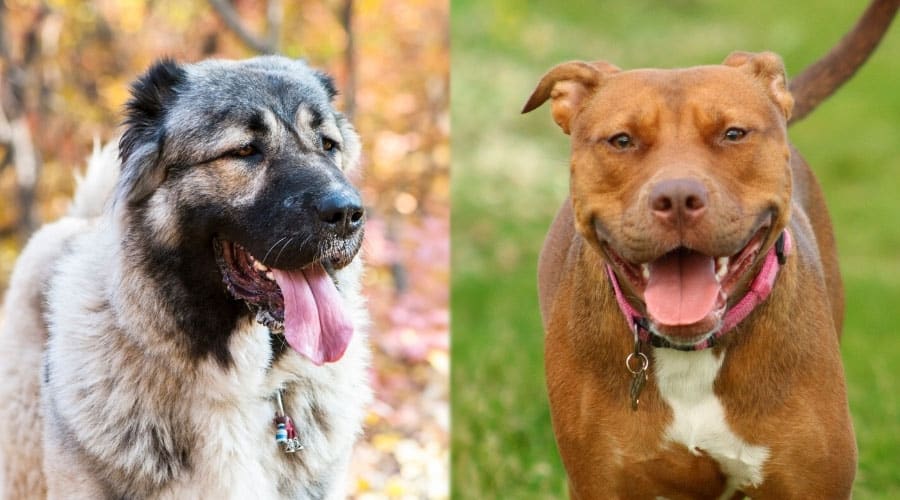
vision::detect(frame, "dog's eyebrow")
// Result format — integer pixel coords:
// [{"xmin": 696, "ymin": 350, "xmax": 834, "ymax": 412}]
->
[
  {"xmin": 294, "ymin": 105, "xmax": 324, "ymax": 131},
  {"xmin": 308, "ymin": 109, "xmax": 323, "ymax": 130},
  {"xmin": 247, "ymin": 111, "xmax": 270, "ymax": 134}
]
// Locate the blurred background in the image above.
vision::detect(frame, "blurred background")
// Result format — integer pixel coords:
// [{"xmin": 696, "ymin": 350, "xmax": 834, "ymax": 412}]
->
[
  {"xmin": 0, "ymin": 0, "xmax": 447, "ymax": 497},
  {"xmin": 451, "ymin": 0, "xmax": 899, "ymax": 498}
]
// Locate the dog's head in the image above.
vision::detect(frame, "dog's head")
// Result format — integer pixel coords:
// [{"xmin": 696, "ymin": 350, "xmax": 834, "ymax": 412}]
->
[
  {"xmin": 524, "ymin": 52, "xmax": 794, "ymax": 344},
  {"xmin": 116, "ymin": 56, "xmax": 363, "ymax": 365}
]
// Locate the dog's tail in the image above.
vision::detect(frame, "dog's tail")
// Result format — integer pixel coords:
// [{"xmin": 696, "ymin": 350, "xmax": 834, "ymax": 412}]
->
[
  {"xmin": 788, "ymin": 0, "xmax": 899, "ymax": 124},
  {"xmin": 68, "ymin": 139, "xmax": 121, "ymax": 218}
]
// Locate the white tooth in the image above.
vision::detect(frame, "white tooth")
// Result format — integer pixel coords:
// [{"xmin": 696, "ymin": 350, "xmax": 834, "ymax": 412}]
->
[
  {"xmin": 265, "ymin": 271, "xmax": 275, "ymax": 281},
  {"xmin": 641, "ymin": 263, "xmax": 650, "ymax": 280},
  {"xmin": 252, "ymin": 261, "xmax": 269, "ymax": 272},
  {"xmin": 715, "ymin": 257, "xmax": 729, "ymax": 282}
]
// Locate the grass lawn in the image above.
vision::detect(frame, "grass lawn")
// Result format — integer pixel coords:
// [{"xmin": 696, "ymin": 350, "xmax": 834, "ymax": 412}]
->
[{"xmin": 450, "ymin": 0, "xmax": 900, "ymax": 498}]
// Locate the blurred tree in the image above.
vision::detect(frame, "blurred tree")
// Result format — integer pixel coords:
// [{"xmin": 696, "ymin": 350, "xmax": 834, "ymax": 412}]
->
[
  {"xmin": 0, "ymin": 1, "xmax": 49, "ymax": 241},
  {"xmin": 208, "ymin": 0, "xmax": 281, "ymax": 54}
]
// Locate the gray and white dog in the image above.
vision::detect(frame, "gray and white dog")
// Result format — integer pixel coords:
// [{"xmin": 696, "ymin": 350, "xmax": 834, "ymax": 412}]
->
[{"xmin": 0, "ymin": 56, "xmax": 371, "ymax": 499}]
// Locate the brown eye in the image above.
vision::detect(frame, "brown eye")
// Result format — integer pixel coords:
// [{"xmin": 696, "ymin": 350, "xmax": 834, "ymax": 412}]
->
[
  {"xmin": 232, "ymin": 144, "xmax": 257, "ymax": 158},
  {"xmin": 608, "ymin": 133, "xmax": 633, "ymax": 150},
  {"xmin": 321, "ymin": 136, "xmax": 338, "ymax": 152},
  {"xmin": 724, "ymin": 127, "xmax": 747, "ymax": 142}
]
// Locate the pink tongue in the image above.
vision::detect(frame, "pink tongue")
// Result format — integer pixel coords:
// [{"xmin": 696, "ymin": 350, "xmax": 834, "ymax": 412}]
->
[
  {"xmin": 272, "ymin": 264, "xmax": 353, "ymax": 365},
  {"xmin": 644, "ymin": 250, "xmax": 720, "ymax": 326}
]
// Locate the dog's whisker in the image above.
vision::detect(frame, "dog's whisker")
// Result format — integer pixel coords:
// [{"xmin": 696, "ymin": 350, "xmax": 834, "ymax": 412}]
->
[
  {"xmin": 299, "ymin": 233, "xmax": 316, "ymax": 251},
  {"xmin": 273, "ymin": 237, "xmax": 295, "ymax": 267},
  {"xmin": 262, "ymin": 236, "xmax": 289, "ymax": 264}
]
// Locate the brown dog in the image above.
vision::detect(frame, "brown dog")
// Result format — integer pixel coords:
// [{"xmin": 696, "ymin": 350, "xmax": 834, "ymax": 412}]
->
[{"xmin": 523, "ymin": 1, "xmax": 897, "ymax": 498}]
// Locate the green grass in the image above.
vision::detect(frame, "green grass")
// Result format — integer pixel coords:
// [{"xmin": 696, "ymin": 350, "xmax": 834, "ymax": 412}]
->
[{"xmin": 450, "ymin": 0, "xmax": 900, "ymax": 498}]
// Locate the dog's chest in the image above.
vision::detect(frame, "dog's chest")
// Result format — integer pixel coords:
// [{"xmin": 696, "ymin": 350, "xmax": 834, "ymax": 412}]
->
[
  {"xmin": 172, "ymin": 404, "xmax": 283, "ymax": 498},
  {"xmin": 653, "ymin": 349, "xmax": 769, "ymax": 497},
  {"xmin": 156, "ymin": 334, "xmax": 292, "ymax": 497},
  {"xmin": 157, "ymin": 325, "xmax": 352, "ymax": 499}
]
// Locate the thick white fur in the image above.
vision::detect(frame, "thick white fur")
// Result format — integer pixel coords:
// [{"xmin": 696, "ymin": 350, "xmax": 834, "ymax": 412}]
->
[
  {"xmin": 0, "ymin": 144, "xmax": 371, "ymax": 499},
  {"xmin": 654, "ymin": 349, "xmax": 769, "ymax": 499}
]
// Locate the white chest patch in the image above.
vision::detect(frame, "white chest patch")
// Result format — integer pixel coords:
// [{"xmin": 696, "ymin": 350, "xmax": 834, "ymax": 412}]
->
[{"xmin": 654, "ymin": 349, "xmax": 769, "ymax": 498}]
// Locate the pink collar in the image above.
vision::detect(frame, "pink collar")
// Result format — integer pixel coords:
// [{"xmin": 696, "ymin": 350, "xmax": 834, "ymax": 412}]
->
[{"xmin": 606, "ymin": 230, "xmax": 792, "ymax": 351}]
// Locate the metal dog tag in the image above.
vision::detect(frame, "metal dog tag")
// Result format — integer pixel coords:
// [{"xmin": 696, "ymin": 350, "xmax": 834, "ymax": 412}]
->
[
  {"xmin": 629, "ymin": 370, "xmax": 647, "ymax": 411},
  {"xmin": 626, "ymin": 351, "xmax": 649, "ymax": 411}
]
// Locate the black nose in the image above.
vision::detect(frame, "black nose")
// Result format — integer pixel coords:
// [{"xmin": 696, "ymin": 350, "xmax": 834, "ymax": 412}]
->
[{"xmin": 316, "ymin": 189, "xmax": 365, "ymax": 235}]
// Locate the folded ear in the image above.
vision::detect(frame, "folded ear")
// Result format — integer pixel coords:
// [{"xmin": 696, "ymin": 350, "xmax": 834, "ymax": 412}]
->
[
  {"xmin": 723, "ymin": 51, "xmax": 793, "ymax": 120},
  {"xmin": 117, "ymin": 59, "xmax": 187, "ymax": 205},
  {"xmin": 521, "ymin": 60, "xmax": 620, "ymax": 134}
]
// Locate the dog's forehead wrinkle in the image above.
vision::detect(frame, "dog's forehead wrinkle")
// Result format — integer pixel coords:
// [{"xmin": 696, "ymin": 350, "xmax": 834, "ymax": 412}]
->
[
  {"xmin": 585, "ymin": 71, "xmax": 777, "ymax": 146},
  {"xmin": 581, "ymin": 80, "xmax": 669, "ymax": 136}
]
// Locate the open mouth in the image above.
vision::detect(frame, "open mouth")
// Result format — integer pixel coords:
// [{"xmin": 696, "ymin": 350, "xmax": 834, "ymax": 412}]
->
[
  {"xmin": 604, "ymin": 223, "xmax": 771, "ymax": 343},
  {"xmin": 214, "ymin": 239, "xmax": 354, "ymax": 365}
]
